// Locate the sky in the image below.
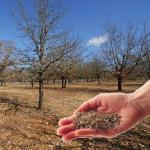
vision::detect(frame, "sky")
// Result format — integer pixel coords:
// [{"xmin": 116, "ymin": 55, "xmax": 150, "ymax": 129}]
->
[{"xmin": 0, "ymin": 0, "xmax": 150, "ymax": 49}]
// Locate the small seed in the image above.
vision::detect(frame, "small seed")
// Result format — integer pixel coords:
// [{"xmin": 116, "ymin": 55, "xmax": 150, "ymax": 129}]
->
[{"xmin": 73, "ymin": 111, "xmax": 121, "ymax": 131}]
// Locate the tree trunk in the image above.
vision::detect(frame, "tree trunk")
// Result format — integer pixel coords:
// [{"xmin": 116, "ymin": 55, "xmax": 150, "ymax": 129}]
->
[
  {"xmin": 31, "ymin": 80, "xmax": 34, "ymax": 87},
  {"xmin": 53, "ymin": 79, "xmax": 56, "ymax": 84},
  {"xmin": 0, "ymin": 80, "xmax": 3, "ymax": 86},
  {"xmin": 117, "ymin": 76, "xmax": 122, "ymax": 91},
  {"xmin": 38, "ymin": 79, "xmax": 44, "ymax": 109},
  {"xmin": 68, "ymin": 78, "xmax": 72, "ymax": 84},
  {"xmin": 147, "ymin": 67, "xmax": 150, "ymax": 79},
  {"xmin": 98, "ymin": 78, "xmax": 101, "ymax": 85},
  {"xmin": 86, "ymin": 78, "xmax": 89, "ymax": 82},
  {"xmin": 61, "ymin": 76, "xmax": 64, "ymax": 88},
  {"xmin": 64, "ymin": 78, "xmax": 66, "ymax": 88},
  {"xmin": 61, "ymin": 76, "xmax": 67, "ymax": 88}
]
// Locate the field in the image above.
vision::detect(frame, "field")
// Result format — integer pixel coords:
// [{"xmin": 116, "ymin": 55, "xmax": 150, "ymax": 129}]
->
[{"xmin": 0, "ymin": 81, "xmax": 150, "ymax": 150}]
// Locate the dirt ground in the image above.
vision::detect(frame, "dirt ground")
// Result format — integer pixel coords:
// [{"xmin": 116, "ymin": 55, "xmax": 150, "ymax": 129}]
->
[{"xmin": 0, "ymin": 81, "xmax": 150, "ymax": 150}]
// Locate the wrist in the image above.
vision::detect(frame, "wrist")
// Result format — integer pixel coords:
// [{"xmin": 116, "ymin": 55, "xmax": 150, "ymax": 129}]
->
[
  {"xmin": 127, "ymin": 92, "xmax": 147, "ymax": 118},
  {"xmin": 128, "ymin": 82, "xmax": 150, "ymax": 117}
]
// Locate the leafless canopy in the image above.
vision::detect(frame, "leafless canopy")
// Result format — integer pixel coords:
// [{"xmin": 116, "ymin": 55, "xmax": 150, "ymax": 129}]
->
[
  {"xmin": 13, "ymin": 0, "xmax": 79, "ymax": 109},
  {"xmin": 102, "ymin": 23, "xmax": 150, "ymax": 90},
  {"xmin": 0, "ymin": 41, "xmax": 14, "ymax": 74},
  {"xmin": 14, "ymin": 0, "xmax": 67, "ymax": 75}
]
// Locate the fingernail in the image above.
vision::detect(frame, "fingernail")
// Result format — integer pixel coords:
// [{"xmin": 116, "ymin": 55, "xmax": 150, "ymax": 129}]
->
[
  {"xmin": 57, "ymin": 130, "xmax": 61, "ymax": 135},
  {"xmin": 62, "ymin": 137, "xmax": 67, "ymax": 142}
]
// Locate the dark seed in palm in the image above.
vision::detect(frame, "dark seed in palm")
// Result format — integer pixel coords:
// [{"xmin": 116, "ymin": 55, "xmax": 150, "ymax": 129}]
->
[{"xmin": 73, "ymin": 111, "xmax": 121, "ymax": 130}]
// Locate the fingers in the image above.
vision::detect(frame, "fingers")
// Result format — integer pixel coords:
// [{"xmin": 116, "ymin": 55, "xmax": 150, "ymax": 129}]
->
[
  {"xmin": 58, "ymin": 115, "xmax": 74, "ymax": 126},
  {"xmin": 74, "ymin": 95, "xmax": 102, "ymax": 113},
  {"xmin": 62, "ymin": 128, "xmax": 117, "ymax": 142},
  {"xmin": 62, "ymin": 129, "xmax": 101, "ymax": 141},
  {"xmin": 57, "ymin": 123, "xmax": 76, "ymax": 136}
]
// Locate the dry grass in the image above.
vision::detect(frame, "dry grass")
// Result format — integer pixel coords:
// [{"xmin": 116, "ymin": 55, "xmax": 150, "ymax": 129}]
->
[{"xmin": 0, "ymin": 81, "xmax": 150, "ymax": 149}]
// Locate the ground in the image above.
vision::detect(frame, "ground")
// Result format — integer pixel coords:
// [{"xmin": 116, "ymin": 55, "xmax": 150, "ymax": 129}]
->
[{"xmin": 0, "ymin": 81, "xmax": 150, "ymax": 150}]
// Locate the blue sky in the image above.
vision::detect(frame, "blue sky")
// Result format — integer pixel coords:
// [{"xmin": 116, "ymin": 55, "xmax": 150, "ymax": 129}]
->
[{"xmin": 0, "ymin": 0, "xmax": 150, "ymax": 49}]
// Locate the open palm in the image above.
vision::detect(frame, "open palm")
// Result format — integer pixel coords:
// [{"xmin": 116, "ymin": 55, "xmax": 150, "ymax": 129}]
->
[{"xmin": 57, "ymin": 93, "xmax": 144, "ymax": 141}]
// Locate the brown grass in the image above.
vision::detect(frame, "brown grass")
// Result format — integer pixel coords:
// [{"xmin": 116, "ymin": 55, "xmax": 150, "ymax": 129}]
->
[{"xmin": 0, "ymin": 81, "xmax": 150, "ymax": 149}]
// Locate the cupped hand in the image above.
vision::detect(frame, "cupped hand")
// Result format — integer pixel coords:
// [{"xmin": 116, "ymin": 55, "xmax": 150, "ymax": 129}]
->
[{"xmin": 57, "ymin": 93, "xmax": 145, "ymax": 141}]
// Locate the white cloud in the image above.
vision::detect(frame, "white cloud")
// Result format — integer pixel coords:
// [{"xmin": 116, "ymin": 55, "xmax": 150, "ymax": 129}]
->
[{"xmin": 87, "ymin": 34, "xmax": 108, "ymax": 47}]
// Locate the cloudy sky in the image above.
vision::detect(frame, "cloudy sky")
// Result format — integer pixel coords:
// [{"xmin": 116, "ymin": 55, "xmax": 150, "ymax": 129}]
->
[{"xmin": 0, "ymin": 0, "xmax": 150, "ymax": 49}]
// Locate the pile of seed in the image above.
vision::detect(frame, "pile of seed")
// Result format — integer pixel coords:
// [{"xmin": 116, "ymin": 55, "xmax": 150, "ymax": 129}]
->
[{"xmin": 73, "ymin": 111, "xmax": 121, "ymax": 131}]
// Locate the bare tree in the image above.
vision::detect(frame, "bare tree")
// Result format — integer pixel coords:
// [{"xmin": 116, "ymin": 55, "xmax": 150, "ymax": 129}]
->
[
  {"xmin": 142, "ymin": 45, "xmax": 150, "ymax": 79},
  {"xmin": 68, "ymin": 59, "xmax": 85, "ymax": 82},
  {"xmin": 90, "ymin": 55, "xmax": 105, "ymax": 85},
  {"xmin": 25, "ymin": 66, "xmax": 38, "ymax": 87},
  {"xmin": 81, "ymin": 62, "xmax": 94, "ymax": 83},
  {"xmin": 54, "ymin": 38, "xmax": 80, "ymax": 88},
  {"xmin": 0, "ymin": 41, "xmax": 14, "ymax": 85},
  {"xmin": 13, "ymin": 0, "xmax": 71, "ymax": 109},
  {"xmin": 142, "ymin": 24, "xmax": 150, "ymax": 79},
  {"xmin": 103, "ymin": 23, "xmax": 150, "ymax": 91}
]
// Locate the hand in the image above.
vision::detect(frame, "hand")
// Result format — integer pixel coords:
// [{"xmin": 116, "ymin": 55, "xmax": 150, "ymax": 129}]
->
[{"xmin": 57, "ymin": 93, "xmax": 145, "ymax": 141}]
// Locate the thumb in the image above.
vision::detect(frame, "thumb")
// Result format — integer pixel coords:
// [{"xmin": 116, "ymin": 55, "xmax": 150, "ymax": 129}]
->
[{"xmin": 97, "ymin": 105, "xmax": 108, "ymax": 113}]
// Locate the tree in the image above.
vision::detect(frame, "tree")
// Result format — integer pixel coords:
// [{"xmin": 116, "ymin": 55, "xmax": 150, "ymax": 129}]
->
[
  {"xmin": 54, "ymin": 38, "xmax": 80, "ymax": 88},
  {"xmin": 142, "ymin": 47, "xmax": 150, "ymax": 79},
  {"xmin": 0, "ymin": 41, "xmax": 14, "ymax": 85},
  {"xmin": 81, "ymin": 62, "xmax": 93, "ymax": 82},
  {"xmin": 90, "ymin": 55, "xmax": 105, "ymax": 85},
  {"xmin": 103, "ymin": 23, "xmax": 150, "ymax": 91},
  {"xmin": 142, "ymin": 26, "xmax": 150, "ymax": 79},
  {"xmin": 14, "ymin": 0, "xmax": 71, "ymax": 109}
]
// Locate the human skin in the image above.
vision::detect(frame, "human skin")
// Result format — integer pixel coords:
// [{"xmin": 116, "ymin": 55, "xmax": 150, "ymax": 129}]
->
[{"xmin": 57, "ymin": 81, "xmax": 150, "ymax": 142}]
